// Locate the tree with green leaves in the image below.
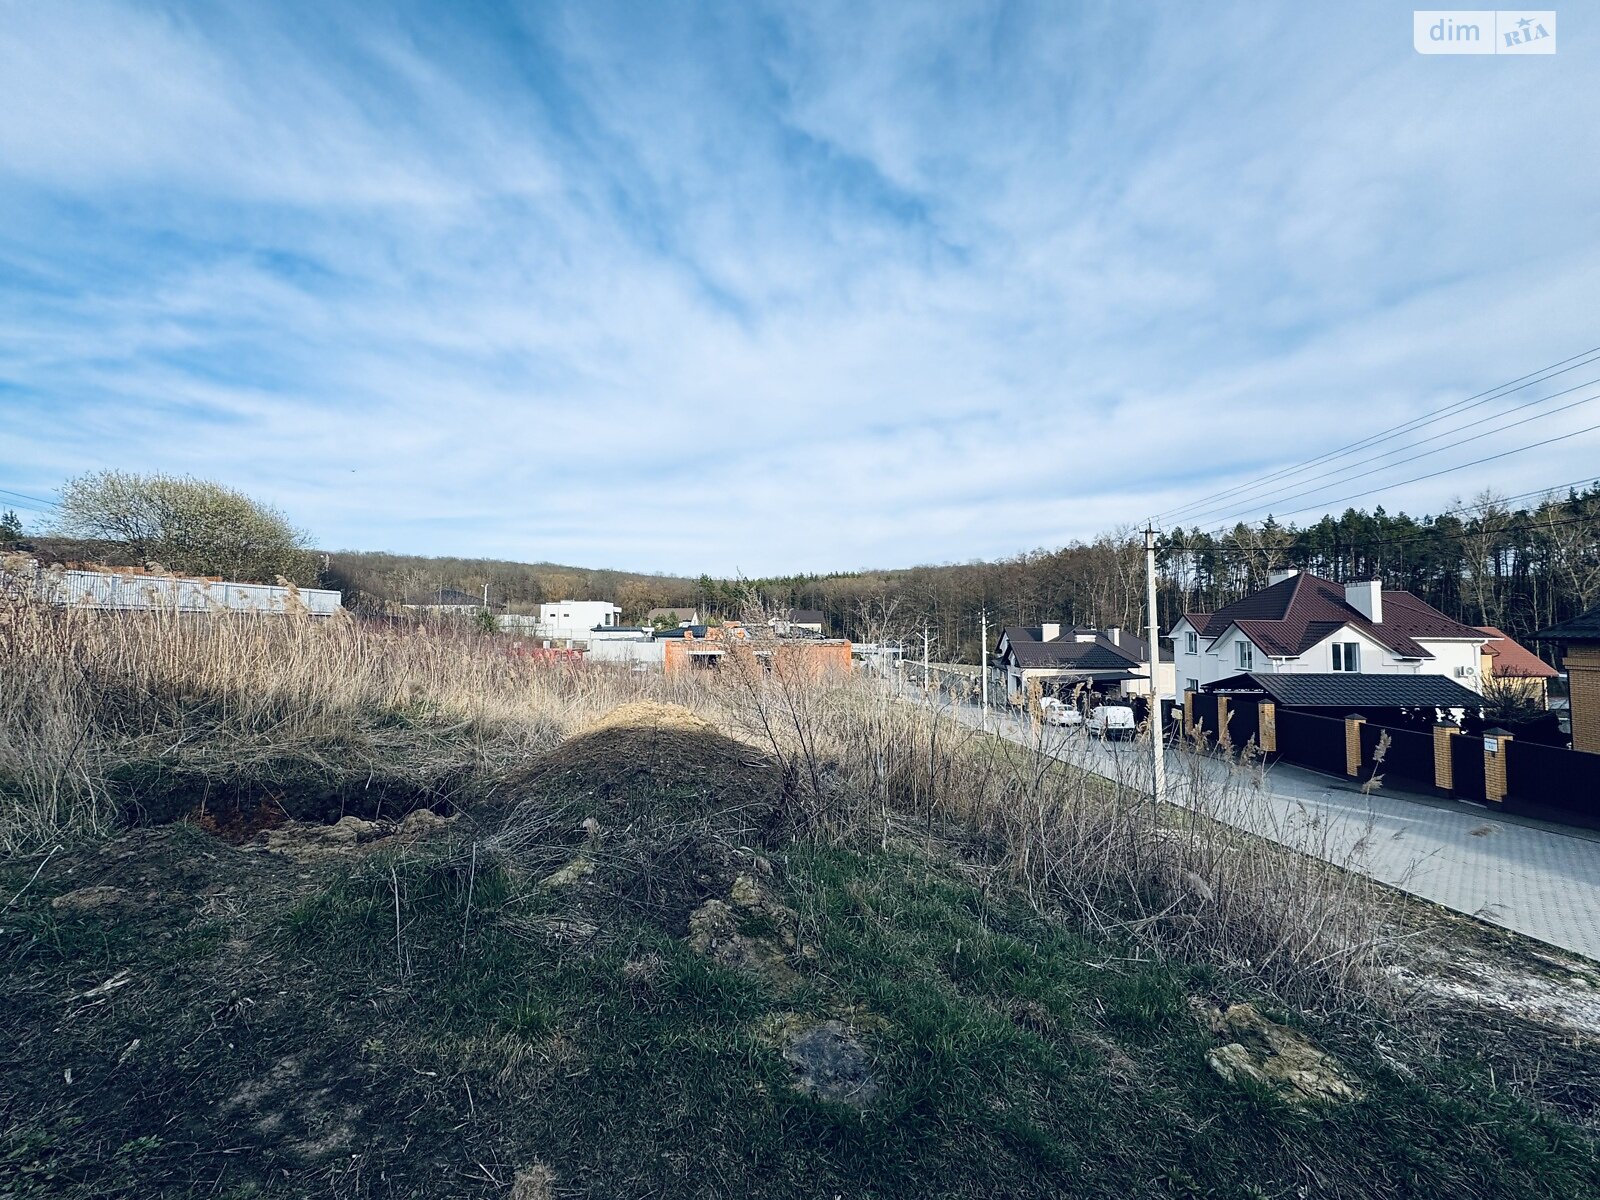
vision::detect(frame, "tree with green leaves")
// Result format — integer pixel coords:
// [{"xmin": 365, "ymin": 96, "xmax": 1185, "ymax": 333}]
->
[
  {"xmin": 54, "ymin": 470, "xmax": 316, "ymax": 585},
  {"xmin": 0, "ymin": 509, "xmax": 23, "ymax": 548}
]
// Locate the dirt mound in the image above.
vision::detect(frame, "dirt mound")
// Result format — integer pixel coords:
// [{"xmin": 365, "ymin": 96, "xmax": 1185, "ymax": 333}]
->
[
  {"xmin": 579, "ymin": 700, "xmax": 719, "ymax": 737},
  {"xmin": 491, "ymin": 704, "xmax": 789, "ymax": 936},
  {"xmin": 506, "ymin": 702, "xmax": 783, "ymax": 843}
]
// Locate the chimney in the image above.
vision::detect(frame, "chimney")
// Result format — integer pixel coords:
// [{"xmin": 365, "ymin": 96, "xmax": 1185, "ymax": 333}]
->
[
  {"xmin": 1040, "ymin": 622, "xmax": 1061, "ymax": 642},
  {"xmin": 1106, "ymin": 626, "xmax": 1122, "ymax": 646},
  {"xmin": 1268, "ymin": 569, "xmax": 1299, "ymax": 586},
  {"xmin": 1345, "ymin": 580, "xmax": 1383, "ymax": 624}
]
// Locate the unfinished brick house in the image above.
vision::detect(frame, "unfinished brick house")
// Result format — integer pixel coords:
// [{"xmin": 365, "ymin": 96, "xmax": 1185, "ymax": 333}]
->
[{"xmin": 661, "ymin": 622, "xmax": 852, "ymax": 678}]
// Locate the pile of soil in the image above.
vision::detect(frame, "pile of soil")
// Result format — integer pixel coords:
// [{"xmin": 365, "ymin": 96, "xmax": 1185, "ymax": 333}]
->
[
  {"xmin": 492, "ymin": 702, "xmax": 790, "ymax": 934},
  {"xmin": 502, "ymin": 702, "xmax": 785, "ymax": 844}
]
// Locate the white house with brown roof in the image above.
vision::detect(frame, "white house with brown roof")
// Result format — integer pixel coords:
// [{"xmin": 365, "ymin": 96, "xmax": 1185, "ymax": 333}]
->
[{"xmin": 1169, "ymin": 571, "xmax": 1493, "ymax": 696}]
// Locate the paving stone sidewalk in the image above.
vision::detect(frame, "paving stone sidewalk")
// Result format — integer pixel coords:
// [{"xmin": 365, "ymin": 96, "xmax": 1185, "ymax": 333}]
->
[{"xmin": 917, "ymin": 689, "xmax": 1600, "ymax": 961}]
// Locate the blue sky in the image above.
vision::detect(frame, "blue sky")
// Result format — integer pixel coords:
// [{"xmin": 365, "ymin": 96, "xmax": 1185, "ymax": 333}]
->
[{"xmin": 2, "ymin": 1, "xmax": 1597, "ymax": 575}]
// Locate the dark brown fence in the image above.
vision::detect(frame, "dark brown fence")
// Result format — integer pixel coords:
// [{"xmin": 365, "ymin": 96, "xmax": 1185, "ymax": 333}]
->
[
  {"xmin": 1188, "ymin": 693, "xmax": 1222, "ymax": 742},
  {"xmin": 1275, "ymin": 710, "xmax": 1347, "ymax": 776},
  {"xmin": 1451, "ymin": 734, "xmax": 1486, "ymax": 801},
  {"xmin": 1504, "ymin": 740, "xmax": 1600, "ymax": 828},
  {"xmin": 1223, "ymin": 700, "xmax": 1260, "ymax": 750},
  {"xmin": 1360, "ymin": 723, "xmax": 1436, "ymax": 792}
]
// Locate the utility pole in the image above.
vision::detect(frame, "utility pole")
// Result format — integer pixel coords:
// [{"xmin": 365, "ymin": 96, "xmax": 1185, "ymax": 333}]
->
[
  {"xmin": 980, "ymin": 608, "xmax": 990, "ymax": 730},
  {"xmin": 921, "ymin": 623, "xmax": 931, "ymax": 694},
  {"xmin": 1145, "ymin": 527, "xmax": 1167, "ymax": 811}
]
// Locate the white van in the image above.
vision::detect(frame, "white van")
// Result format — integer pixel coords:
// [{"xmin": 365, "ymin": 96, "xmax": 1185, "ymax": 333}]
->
[{"xmin": 1086, "ymin": 705, "xmax": 1137, "ymax": 740}]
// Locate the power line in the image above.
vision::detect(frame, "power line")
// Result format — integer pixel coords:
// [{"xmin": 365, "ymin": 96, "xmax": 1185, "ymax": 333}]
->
[
  {"xmin": 1167, "ymin": 510, "xmax": 1600, "ymax": 561},
  {"xmin": 1266, "ymin": 419, "xmax": 1600, "ymax": 522},
  {"xmin": 1191, "ymin": 386, "xmax": 1600, "ymax": 531},
  {"xmin": 1177, "ymin": 475, "xmax": 1600, "ymax": 535},
  {"xmin": 1151, "ymin": 345, "xmax": 1600, "ymax": 524},
  {"xmin": 1175, "ymin": 375, "xmax": 1600, "ymax": 530},
  {"xmin": 0, "ymin": 486, "xmax": 59, "ymax": 509}
]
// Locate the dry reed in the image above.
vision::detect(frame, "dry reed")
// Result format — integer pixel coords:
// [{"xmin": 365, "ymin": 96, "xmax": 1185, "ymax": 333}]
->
[{"xmin": 2, "ymin": 582, "xmax": 1407, "ymax": 1011}]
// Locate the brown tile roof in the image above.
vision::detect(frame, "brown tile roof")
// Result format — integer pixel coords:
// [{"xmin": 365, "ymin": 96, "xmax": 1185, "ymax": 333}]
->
[
  {"xmin": 1475, "ymin": 626, "xmax": 1558, "ymax": 678},
  {"xmin": 1198, "ymin": 573, "xmax": 1480, "ymax": 661}
]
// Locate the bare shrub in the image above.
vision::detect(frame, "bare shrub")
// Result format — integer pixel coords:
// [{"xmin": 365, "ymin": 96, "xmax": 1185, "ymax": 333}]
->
[{"xmin": 733, "ymin": 670, "xmax": 1411, "ymax": 1013}]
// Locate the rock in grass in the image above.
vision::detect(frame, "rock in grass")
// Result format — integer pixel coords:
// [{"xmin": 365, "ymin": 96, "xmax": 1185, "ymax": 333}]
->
[
  {"xmin": 781, "ymin": 1019, "xmax": 879, "ymax": 1108},
  {"xmin": 1203, "ymin": 1002, "xmax": 1361, "ymax": 1107},
  {"xmin": 510, "ymin": 1162, "xmax": 556, "ymax": 1199},
  {"xmin": 538, "ymin": 855, "xmax": 594, "ymax": 890},
  {"xmin": 51, "ymin": 885, "xmax": 130, "ymax": 912}
]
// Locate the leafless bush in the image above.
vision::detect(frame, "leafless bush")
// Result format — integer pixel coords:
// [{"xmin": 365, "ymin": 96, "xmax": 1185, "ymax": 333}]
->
[{"xmin": 742, "ymin": 671, "xmax": 1411, "ymax": 1013}]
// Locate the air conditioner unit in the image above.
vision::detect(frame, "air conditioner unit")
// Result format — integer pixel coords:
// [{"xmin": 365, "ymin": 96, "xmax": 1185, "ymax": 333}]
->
[{"xmin": 1454, "ymin": 665, "xmax": 1478, "ymax": 678}]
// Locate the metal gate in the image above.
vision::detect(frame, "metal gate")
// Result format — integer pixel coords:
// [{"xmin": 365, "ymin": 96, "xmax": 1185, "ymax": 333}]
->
[{"xmin": 1451, "ymin": 734, "xmax": 1485, "ymax": 801}]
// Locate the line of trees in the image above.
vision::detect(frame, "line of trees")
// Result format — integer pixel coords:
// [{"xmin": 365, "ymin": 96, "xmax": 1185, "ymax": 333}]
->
[
  {"xmin": 732, "ymin": 486, "xmax": 1600, "ymax": 665},
  {"xmin": 25, "ymin": 472, "xmax": 1600, "ymax": 666},
  {"xmin": 324, "ymin": 551, "xmax": 700, "ymax": 619}
]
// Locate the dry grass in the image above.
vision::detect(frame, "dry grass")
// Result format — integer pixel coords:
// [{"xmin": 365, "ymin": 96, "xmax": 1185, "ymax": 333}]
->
[
  {"xmin": 717, "ymin": 652, "xmax": 1413, "ymax": 1013},
  {"xmin": 2, "ymin": 583, "xmax": 1407, "ymax": 1012},
  {"xmin": 0, "ymin": 580, "xmax": 704, "ymax": 852}
]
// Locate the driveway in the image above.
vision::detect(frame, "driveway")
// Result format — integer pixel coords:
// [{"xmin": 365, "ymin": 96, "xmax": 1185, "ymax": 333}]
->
[{"xmin": 906, "ymin": 686, "xmax": 1600, "ymax": 961}]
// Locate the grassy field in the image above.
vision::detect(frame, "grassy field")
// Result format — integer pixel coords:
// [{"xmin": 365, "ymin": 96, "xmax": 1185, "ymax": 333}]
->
[{"xmin": 2, "ymin": 601, "xmax": 1598, "ymax": 1197}]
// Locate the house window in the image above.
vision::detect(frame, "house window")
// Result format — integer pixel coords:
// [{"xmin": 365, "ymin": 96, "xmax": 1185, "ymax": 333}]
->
[
  {"xmin": 1186, "ymin": 631, "xmax": 1198, "ymax": 654},
  {"xmin": 1186, "ymin": 678, "xmax": 1199, "ymax": 694},
  {"xmin": 1236, "ymin": 642, "xmax": 1254, "ymax": 671},
  {"xmin": 1332, "ymin": 642, "xmax": 1360, "ymax": 672}
]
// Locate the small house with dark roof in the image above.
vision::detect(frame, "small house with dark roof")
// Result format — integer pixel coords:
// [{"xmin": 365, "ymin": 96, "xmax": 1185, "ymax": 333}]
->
[
  {"xmin": 647, "ymin": 607, "xmax": 700, "ymax": 628},
  {"xmin": 992, "ymin": 622, "xmax": 1174, "ymax": 702},
  {"xmin": 1170, "ymin": 570, "xmax": 1491, "ymax": 698},
  {"xmin": 1533, "ymin": 603, "xmax": 1600, "ymax": 753},
  {"xmin": 775, "ymin": 608, "xmax": 826, "ymax": 636}
]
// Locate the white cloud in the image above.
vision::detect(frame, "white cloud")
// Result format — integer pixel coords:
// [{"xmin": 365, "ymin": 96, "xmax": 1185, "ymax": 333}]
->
[{"xmin": 1, "ymin": 1, "xmax": 1597, "ymax": 574}]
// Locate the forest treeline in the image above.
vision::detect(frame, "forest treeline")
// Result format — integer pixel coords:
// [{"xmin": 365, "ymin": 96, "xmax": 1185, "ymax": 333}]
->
[
  {"xmin": 732, "ymin": 486, "xmax": 1600, "ymax": 664},
  {"xmin": 323, "ymin": 550, "xmax": 700, "ymax": 617},
  {"xmin": 324, "ymin": 485, "xmax": 1600, "ymax": 669}
]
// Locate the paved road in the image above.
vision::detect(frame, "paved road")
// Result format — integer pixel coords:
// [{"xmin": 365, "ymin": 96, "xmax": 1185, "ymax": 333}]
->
[{"xmin": 904, "ymin": 687, "xmax": 1600, "ymax": 961}]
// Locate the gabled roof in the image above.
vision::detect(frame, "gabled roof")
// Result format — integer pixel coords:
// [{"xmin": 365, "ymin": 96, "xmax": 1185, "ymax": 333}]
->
[
  {"xmin": 1202, "ymin": 671, "xmax": 1483, "ymax": 709},
  {"xmin": 1475, "ymin": 627, "xmax": 1557, "ymax": 679},
  {"xmin": 1006, "ymin": 640, "xmax": 1144, "ymax": 670},
  {"xmin": 785, "ymin": 609, "xmax": 825, "ymax": 625},
  {"xmin": 1533, "ymin": 604, "xmax": 1600, "ymax": 643},
  {"xmin": 1193, "ymin": 573, "xmax": 1481, "ymax": 661},
  {"xmin": 997, "ymin": 626, "xmax": 1164, "ymax": 669}
]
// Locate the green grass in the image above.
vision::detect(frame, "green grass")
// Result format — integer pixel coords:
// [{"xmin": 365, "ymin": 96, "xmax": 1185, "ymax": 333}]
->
[{"xmin": 1, "ymin": 828, "xmax": 1596, "ymax": 1199}]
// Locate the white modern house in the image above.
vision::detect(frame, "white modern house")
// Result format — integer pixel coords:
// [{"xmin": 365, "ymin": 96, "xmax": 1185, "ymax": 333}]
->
[
  {"xmin": 533, "ymin": 600, "xmax": 623, "ymax": 644},
  {"xmin": 1169, "ymin": 571, "xmax": 1493, "ymax": 695}
]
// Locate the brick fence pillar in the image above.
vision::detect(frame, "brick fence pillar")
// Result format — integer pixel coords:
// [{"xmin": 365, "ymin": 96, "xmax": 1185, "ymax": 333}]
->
[
  {"xmin": 1432, "ymin": 722, "xmax": 1459, "ymax": 791},
  {"xmin": 1568, "ymin": 646, "xmax": 1600, "ymax": 754},
  {"xmin": 1257, "ymin": 700, "xmax": 1277, "ymax": 753},
  {"xmin": 1183, "ymin": 690, "xmax": 1196, "ymax": 736},
  {"xmin": 1344, "ymin": 714, "xmax": 1366, "ymax": 777},
  {"xmin": 1483, "ymin": 728, "xmax": 1514, "ymax": 804},
  {"xmin": 1215, "ymin": 696, "xmax": 1231, "ymax": 747}
]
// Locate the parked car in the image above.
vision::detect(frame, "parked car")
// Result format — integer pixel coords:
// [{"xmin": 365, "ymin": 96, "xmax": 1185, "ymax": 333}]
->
[
  {"xmin": 1086, "ymin": 705, "xmax": 1137, "ymax": 740},
  {"xmin": 1039, "ymin": 697, "xmax": 1082, "ymax": 727}
]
